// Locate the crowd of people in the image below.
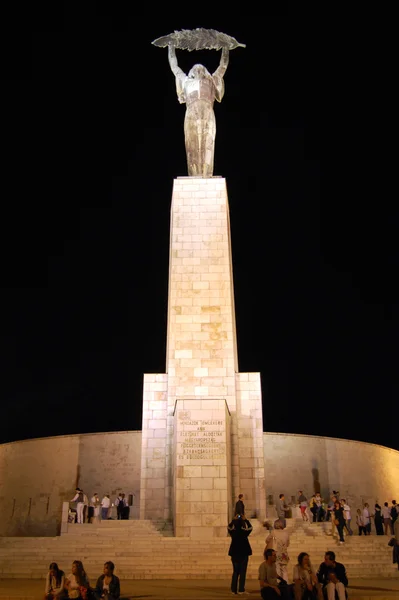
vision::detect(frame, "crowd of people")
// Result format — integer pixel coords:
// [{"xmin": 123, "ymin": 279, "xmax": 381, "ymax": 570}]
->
[
  {"xmin": 44, "ymin": 560, "xmax": 120, "ymax": 600},
  {"xmin": 69, "ymin": 489, "xmax": 130, "ymax": 524},
  {"xmin": 296, "ymin": 490, "xmax": 399, "ymax": 542}
]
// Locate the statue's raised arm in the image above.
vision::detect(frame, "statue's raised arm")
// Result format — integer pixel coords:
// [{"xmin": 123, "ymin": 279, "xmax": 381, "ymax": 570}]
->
[
  {"xmin": 213, "ymin": 48, "xmax": 229, "ymax": 103},
  {"xmin": 214, "ymin": 47, "xmax": 229, "ymax": 79},
  {"xmin": 168, "ymin": 44, "xmax": 187, "ymax": 104},
  {"xmin": 152, "ymin": 28, "xmax": 245, "ymax": 177}
]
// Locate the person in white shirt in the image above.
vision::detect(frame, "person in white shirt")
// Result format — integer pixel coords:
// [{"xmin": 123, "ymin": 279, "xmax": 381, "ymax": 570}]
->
[
  {"xmin": 356, "ymin": 508, "xmax": 366, "ymax": 535},
  {"xmin": 101, "ymin": 494, "xmax": 111, "ymax": 520},
  {"xmin": 70, "ymin": 487, "xmax": 85, "ymax": 524},
  {"xmin": 65, "ymin": 560, "xmax": 90, "ymax": 598},
  {"xmin": 341, "ymin": 499, "xmax": 353, "ymax": 535},
  {"xmin": 382, "ymin": 502, "xmax": 392, "ymax": 535},
  {"xmin": 362, "ymin": 503, "xmax": 371, "ymax": 535}
]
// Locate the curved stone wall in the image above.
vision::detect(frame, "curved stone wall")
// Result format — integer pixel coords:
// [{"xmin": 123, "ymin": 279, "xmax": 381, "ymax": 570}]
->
[
  {"xmin": 263, "ymin": 433, "xmax": 399, "ymax": 515},
  {"xmin": 0, "ymin": 430, "xmax": 398, "ymax": 536}
]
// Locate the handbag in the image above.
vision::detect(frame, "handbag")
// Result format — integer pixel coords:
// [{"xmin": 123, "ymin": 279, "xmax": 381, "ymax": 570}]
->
[
  {"xmin": 388, "ymin": 537, "xmax": 396, "ymax": 547},
  {"xmin": 334, "ymin": 519, "xmax": 339, "ymax": 526}
]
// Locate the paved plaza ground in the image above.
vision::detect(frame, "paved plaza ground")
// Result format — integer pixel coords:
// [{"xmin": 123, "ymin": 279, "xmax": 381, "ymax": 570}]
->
[{"xmin": 1, "ymin": 578, "xmax": 399, "ymax": 600}]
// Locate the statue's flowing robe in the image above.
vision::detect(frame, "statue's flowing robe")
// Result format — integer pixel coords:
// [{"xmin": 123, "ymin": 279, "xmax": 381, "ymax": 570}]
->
[{"xmin": 175, "ymin": 68, "xmax": 225, "ymax": 177}]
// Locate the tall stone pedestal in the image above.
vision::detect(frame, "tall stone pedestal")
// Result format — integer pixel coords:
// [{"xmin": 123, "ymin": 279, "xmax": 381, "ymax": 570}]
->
[{"xmin": 140, "ymin": 177, "xmax": 266, "ymax": 534}]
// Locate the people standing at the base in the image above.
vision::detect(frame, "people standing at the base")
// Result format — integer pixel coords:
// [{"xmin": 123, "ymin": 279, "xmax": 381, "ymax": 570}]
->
[
  {"xmin": 317, "ymin": 551, "xmax": 348, "ymax": 600},
  {"xmin": 116, "ymin": 493, "xmax": 128, "ymax": 520},
  {"xmin": 70, "ymin": 488, "xmax": 85, "ymax": 524},
  {"xmin": 382, "ymin": 502, "xmax": 392, "ymax": 535},
  {"xmin": 333, "ymin": 500, "xmax": 346, "ymax": 544},
  {"xmin": 258, "ymin": 549, "xmax": 291, "ymax": 600},
  {"xmin": 227, "ymin": 512, "xmax": 253, "ymax": 595},
  {"xmin": 276, "ymin": 494, "xmax": 288, "ymax": 528},
  {"xmin": 311, "ymin": 494, "xmax": 323, "ymax": 523},
  {"xmin": 356, "ymin": 508, "xmax": 366, "ymax": 535},
  {"xmin": 340, "ymin": 499, "xmax": 353, "ymax": 535},
  {"xmin": 309, "ymin": 495, "xmax": 318, "ymax": 523},
  {"xmin": 82, "ymin": 491, "xmax": 89, "ymax": 524},
  {"xmin": 115, "ymin": 494, "xmax": 124, "ymax": 520},
  {"xmin": 373, "ymin": 503, "xmax": 384, "ymax": 535},
  {"xmin": 90, "ymin": 493, "xmax": 101, "ymax": 524},
  {"xmin": 101, "ymin": 494, "xmax": 111, "ymax": 520},
  {"xmin": 88, "ymin": 493, "xmax": 98, "ymax": 524},
  {"xmin": 235, "ymin": 494, "xmax": 245, "ymax": 517},
  {"xmin": 327, "ymin": 495, "xmax": 337, "ymax": 536},
  {"xmin": 297, "ymin": 491, "xmax": 309, "ymax": 522},
  {"xmin": 362, "ymin": 503, "xmax": 371, "ymax": 535}
]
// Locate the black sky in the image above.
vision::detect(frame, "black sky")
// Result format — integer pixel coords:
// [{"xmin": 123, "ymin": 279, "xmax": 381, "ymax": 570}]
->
[{"xmin": 1, "ymin": 11, "xmax": 397, "ymax": 451}]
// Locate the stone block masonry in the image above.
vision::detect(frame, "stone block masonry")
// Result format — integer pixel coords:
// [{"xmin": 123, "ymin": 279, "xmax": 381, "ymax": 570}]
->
[{"xmin": 140, "ymin": 177, "xmax": 266, "ymax": 532}]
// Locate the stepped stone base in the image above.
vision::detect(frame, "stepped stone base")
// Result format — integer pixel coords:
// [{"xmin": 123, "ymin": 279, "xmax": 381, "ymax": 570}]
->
[{"xmin": 0, "ymin": 519, "xmax": 398, "ymax": 582}]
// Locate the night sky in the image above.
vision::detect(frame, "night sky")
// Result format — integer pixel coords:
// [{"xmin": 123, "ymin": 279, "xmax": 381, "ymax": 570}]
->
[{"xmin": 1, "ymin": 12, "xmax": 397, "ymax": 451}]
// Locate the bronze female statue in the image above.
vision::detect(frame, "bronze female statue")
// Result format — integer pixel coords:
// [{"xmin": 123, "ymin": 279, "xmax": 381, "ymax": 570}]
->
[{"xmin": 152, "ymin": 29, "xmax": 245, "ymax": 177}]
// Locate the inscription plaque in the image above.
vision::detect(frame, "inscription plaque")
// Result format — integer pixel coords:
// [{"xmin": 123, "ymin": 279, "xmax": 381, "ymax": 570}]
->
[{"xmin": 177, "ymin": 417, "xmax": 225, "ymax": 461}]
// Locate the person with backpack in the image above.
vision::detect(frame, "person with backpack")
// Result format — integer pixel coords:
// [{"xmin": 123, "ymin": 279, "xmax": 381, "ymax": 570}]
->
[
  {"xmin": 115, "ymin": 494, "xmax": 124, "ymax": 520},
  {"xmin": 71, "ymin": 487, "xmax": 85, "ymax": 524}
]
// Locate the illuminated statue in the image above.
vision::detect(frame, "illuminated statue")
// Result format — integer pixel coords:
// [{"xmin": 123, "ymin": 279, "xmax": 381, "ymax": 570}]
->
[{"xmin": 152, "ymin": 28, "xmax": 245, "ymax": 177}]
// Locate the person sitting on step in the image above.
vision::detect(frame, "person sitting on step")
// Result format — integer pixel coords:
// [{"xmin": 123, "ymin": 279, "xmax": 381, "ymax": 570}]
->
[
  {"xmin": 65, "ymin": 560, "xmax": 90, "ymax": 599},
  {"xmin": 258, "ymin": 548, "xmax": 291, "ymax": 600},
  {"xmin": 293, "ymin": 552, "xmax": 323, "ymax": 600},
  {"xmin": 317, "ymin": 551, "xmax": 348, "ymax": 600},
  {"xmin": 44, "ymin": 562, "xmax": 66, "ymax": 599},
  {"xmin": 93, "ymin": 561, "xmax": 120, "ymax": 600}
]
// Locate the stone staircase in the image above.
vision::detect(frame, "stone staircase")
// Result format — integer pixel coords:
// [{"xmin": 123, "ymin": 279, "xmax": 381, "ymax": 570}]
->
[{"xmin": 0, "ymin": 518, "xmax": 397, "ymax": 581}]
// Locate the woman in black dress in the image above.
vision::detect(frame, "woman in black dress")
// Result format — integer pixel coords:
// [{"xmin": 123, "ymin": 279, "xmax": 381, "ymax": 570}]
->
[
  {"xmin": 374, "ymin": 503, "xmax": 384, "ymax": 535},
  {"xmin": 333, "ymin": 500, "xmax": 346, "ymax": 544}
]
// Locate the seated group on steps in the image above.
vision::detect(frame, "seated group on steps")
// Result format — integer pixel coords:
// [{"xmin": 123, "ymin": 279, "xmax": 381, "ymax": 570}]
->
[
  {"xmin": 259, "ymin": 548, "xmax": 348, "ymax": 600},
  {"xmin": 261, "ymin": 514, "xmax": 349, "ymax": 600},
  {"xmin": 44, "ymin": 560, "xmax": 120, "ymax": 600},
  {"xmin": 228, "ymin": 507, "xmax": 349, "ymax": 599}
]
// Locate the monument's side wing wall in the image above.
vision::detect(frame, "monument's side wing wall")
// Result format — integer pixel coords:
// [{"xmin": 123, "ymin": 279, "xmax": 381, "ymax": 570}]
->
[
  {"xmin": 0, "ymin": 431, "xmax": 142, "ymax": 536},
  {"xmin": 0, "ymin": 430, "xmax": 398, "ymax": 536}
]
